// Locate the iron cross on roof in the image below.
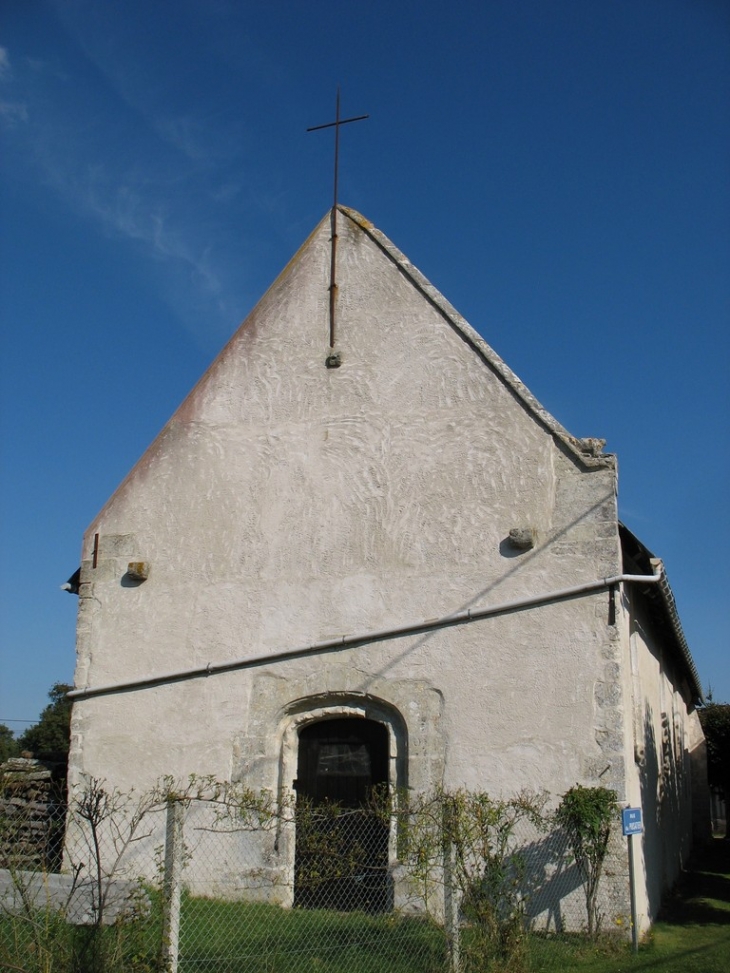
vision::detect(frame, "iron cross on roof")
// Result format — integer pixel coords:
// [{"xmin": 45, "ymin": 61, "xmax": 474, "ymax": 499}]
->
[
  {"xmin": 307, "ymin": 89, "xmax": 369, "ymax": 358},
  {"xmin": 307, "ymin": 88, "xmax": 369, "ymax": 212}
]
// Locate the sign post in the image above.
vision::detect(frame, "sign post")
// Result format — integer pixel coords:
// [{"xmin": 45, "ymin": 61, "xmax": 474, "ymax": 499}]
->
[{"xmin": 622, "ymin": 807, "xmax": 643, "ymax": 953}]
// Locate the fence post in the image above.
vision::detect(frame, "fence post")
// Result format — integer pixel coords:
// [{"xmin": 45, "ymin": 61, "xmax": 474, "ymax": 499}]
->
[
  {"xmin": 442, "ymin": 799, "xmax": 460, "ymax": 973},
  {"xmin": 160, "ymin": 798, "xmax": 184, "ymax": 973}
]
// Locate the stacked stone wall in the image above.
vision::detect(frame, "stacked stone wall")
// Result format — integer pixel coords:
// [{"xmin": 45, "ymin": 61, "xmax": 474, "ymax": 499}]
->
[{"xmin": 0, "ymin": 757, "xmax": 67, "ymax": 872}]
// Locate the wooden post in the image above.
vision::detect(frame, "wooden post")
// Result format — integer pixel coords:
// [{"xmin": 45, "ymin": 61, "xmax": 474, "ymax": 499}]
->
[
  {"xmin": 160, "ymin": 798, "xmax": 184, "ymax": 973},
  {"xmin": 442, "ymin": 800, "xmax": 461, "ymax": 973}
]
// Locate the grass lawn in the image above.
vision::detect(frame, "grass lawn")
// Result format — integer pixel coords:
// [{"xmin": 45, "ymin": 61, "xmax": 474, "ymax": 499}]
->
[
  {"xmin": 178, "ymin": 899, "xmax": 447, "ymax": 973},
  {"xmin": 644, "ymin": 837, "xmax": 730, "ymax": 972},
  {"xmin": 175, "ymin": 841, "xmax": 730, "ymax": 972},
  {"xmin": 2, "ymin": 840, "xmax": 728, "ymax": 971},
  {"xmin": 528, "ymin": 838, "xmax": 730, "ymax": 972}
]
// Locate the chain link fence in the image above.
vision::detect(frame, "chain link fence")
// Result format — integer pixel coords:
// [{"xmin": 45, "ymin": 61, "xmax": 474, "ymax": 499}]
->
[{"xmin": 1, "ymin": 773, "xmax": 632, "ymax": 973}]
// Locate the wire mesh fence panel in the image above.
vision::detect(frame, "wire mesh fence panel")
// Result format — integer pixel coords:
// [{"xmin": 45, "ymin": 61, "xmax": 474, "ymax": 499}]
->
[
  {"xmin": 171, "ymin": 794, "xmax": 622, "ymax": 973},
  {"xmin": 293, "ymin": 804, "xmax": 390, "ymax": 911},
  {"xmin": 175, "ymin": 797, "xmax": 448, "ymax": 973},
  {"xmin": 1, "ymin": 774, "xmax": 638, "ymax": 973},
  {"xmin": 1, "ymin": 775, "xmax": 164, "ymax": 973}
]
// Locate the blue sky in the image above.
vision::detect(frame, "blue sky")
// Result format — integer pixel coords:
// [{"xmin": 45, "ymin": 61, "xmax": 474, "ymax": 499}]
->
[{"xmin": 1, "ymin": 0, "xmax": 728, "ymax": 732}]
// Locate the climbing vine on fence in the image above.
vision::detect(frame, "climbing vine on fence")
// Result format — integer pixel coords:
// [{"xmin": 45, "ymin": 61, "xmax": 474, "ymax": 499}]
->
[{"xmin": 402, "ymin": 789, "xmax": 548, "ymax": 973}]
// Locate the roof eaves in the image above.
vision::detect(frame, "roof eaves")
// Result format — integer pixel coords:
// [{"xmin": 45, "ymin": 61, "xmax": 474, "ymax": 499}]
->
[
  {"xmin": 649, "ymin": 557, "xmax": 704, "ymax": 707},
  {"xmin": 619, "ymin": 523, "xmax": 703, "ymax": 706}
]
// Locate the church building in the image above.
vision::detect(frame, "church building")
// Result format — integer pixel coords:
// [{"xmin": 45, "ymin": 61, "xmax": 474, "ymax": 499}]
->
[{"xmin": 67, "ymin": 206, "xmax": 705, "ymax": 930}]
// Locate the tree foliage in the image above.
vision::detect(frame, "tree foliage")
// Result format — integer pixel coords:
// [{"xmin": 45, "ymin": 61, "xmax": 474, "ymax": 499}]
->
[
  {"xmin": 0, "ymin": 723, "xmax": 19, "ymax": 763},
  {"xmin": 699, "ymin": 702, "xmax": 730, "ymax": 799},
  {"xmin": 555, "ymin": 785, "xmax": 618, "ymax": 936},
  {"xmin": 16, "ymin": 683, "xmax": 73, "ymax": 760}
]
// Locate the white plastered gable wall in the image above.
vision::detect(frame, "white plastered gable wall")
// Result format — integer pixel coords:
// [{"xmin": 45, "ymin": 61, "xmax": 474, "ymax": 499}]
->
[
  {"xmin": 67, "ymin": 206, "xmax": 701, "ymax": 925},
  {"xmin": 69, "ymin": 207, "xmax": 620, "ymax": 794}
]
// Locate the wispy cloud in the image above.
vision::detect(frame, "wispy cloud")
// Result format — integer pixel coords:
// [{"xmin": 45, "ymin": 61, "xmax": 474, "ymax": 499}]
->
[
  {"xmin": 0, "ymin": 100, "xmax": 28, "ymax": 124},
  {"xmin": 84, "ymin": 177, "xmax": 230, "ymax": 301},
  {"xmin": 1, "ymin": 5, "xmax": 298, "ymax": 348},
  {"xmin": 1, "ymin": 41, "xmax": 252, "ymax": 346},
  {"xmin": 53, "ymin": 161, "xmax": 248, "ymax": 342},
  {"xmin": 0, "ymin": 47, "xmax": 29, "ymax": 125},
  {"xmin": 49, "ymin": 3, "xmax": 244, "ymax": 169}
]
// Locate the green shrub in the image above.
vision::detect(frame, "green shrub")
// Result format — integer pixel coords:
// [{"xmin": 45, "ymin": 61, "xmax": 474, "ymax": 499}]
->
[{"xmin": 555, "ymin": 785, "xmax": 618, "ymax": 936}]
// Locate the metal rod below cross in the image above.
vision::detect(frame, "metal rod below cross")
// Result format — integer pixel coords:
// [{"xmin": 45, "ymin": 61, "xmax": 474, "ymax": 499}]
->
[{"xmin": 307, "ymin": 89, "xmax": 369, "ymax": 353}]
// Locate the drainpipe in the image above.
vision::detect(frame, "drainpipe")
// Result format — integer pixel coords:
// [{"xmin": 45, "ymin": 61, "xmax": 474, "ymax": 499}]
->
[{"xmin": 67, "ymin": 570, "xmax": 661, "ymax": 702}]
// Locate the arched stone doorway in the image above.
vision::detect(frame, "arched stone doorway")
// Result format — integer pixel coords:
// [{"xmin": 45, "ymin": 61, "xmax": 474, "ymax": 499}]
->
[{"xmin": 293, "ymin": 717, "xmax": 390, "ymax": 912}]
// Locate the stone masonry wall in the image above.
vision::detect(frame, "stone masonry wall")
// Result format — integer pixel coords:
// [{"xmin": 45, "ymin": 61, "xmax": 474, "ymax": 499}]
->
[{"xmin": 0, "ymin": 757, "xmax": 67, "ymax": 872}]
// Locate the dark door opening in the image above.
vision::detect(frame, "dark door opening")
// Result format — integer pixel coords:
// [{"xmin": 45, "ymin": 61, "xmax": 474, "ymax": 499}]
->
[{"xmin": 294, "ymin": 717, "xmax": 390, "ymax": 912}]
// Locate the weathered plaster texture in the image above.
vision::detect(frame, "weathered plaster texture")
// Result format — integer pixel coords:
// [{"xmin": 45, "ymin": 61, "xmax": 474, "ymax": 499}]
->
[{"xmin": 67, "ymin": 207, "xmax": 701, "ymax": 927}]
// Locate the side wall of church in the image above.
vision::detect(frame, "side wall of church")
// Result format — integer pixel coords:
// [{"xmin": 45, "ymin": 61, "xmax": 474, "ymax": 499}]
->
[{"xmin": 619, "ymin": 588, "xmax": 705, "ymax": 930}]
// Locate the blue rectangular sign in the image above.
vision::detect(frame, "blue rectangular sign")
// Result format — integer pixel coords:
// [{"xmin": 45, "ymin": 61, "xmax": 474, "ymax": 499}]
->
[{"xmin": 622, "ymin": 807, "xmax": 643, "ymax": 836}]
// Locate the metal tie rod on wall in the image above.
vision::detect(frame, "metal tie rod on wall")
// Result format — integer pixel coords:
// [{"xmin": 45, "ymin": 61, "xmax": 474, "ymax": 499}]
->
[{"xmin": 67, "ymin": 570, "xmax": 662, "ymax": 701}]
